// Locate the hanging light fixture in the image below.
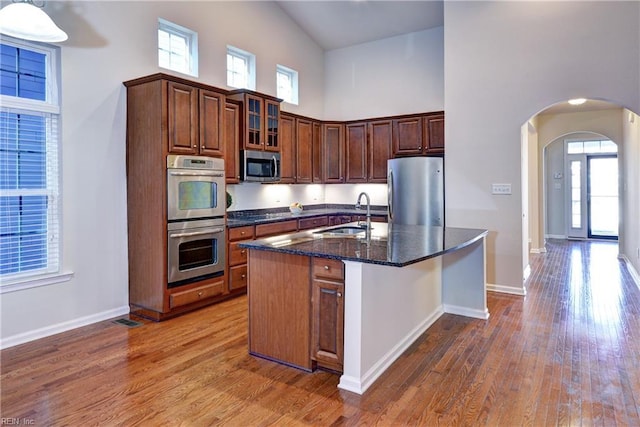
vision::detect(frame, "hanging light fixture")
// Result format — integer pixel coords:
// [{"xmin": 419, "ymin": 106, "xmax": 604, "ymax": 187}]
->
[{"xmin": 0, "ymin": 0, "xmax": 68, "ymax": 43}]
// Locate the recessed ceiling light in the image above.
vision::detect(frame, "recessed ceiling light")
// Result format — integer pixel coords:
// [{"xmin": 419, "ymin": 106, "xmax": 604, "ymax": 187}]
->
[{"xmin": 568, "ymin": 98, "xmax": 587, "ymax": 106}]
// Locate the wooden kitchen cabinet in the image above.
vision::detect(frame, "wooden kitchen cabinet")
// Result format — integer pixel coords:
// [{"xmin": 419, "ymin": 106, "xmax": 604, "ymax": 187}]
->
[
  {"xmin": 224, "ymin": 100, "xmax": 241, "ymax": 184},
  {"xmin": 279, "ymin": 113, "xmax": 296, "ymax": 183},
  {"xmin": 345, "ymin": 122, "xmax": 367, "ymax": 183},
  {"xmin": 311, "ymin": 257, "xmax": 345, "ymax": 372},
  {"xmin": 298, "ymin": 216, "xmax": 329, "ymax": 230},
  {"xmin": 393, "ymin": 112, "xmax": 445, "ymax": 156},
  {"xmin": 312, "ymin": 121, "xmax": 323, "ymax": 183},
  {"xmin": 345, "ymin": 119, "xmax": 392, "ymax": 183},
  {"xmin": 167, "ymin": 81, "xmax": 225, "ymax": 157},
  {"xmin": 322, "ymin": 123, "xmax": 345, "ymax": 183},
  {"xmin": 227, "ymin": 225, "xmax": 255, "ymax": 293},
  {"xmin": 228, "ymin": 90, "xmax": 282, "ymax": 152},
  {"xmin": 328, "ymin": 215, "xmax": 352, "ymax": 226},
  {"xmin": 296, "ymin": 118, "xmax": 314, "ymax": 183}
]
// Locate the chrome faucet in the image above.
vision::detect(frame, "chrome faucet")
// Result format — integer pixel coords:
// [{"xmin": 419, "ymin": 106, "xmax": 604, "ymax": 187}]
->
[{"xmin": 355, "ymin": 192, "xmax": 371, "ymax": 233}]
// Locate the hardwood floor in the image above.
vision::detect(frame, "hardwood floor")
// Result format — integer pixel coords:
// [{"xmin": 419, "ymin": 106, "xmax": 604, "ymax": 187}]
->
[{"xmin": 2, "ymin": 239, "xmax": 639, "ymax": 426}]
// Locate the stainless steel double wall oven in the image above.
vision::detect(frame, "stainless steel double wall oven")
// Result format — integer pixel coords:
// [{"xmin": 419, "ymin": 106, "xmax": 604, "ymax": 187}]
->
[{"xmin": 166, "ymin": 155, "xmax": 226, "ymax": 287}]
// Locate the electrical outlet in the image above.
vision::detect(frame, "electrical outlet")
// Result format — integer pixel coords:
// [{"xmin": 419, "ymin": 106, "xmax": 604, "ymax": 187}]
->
[{"xmin": 492, "ymin": 183, "xmax": 512, "ymax": 195}]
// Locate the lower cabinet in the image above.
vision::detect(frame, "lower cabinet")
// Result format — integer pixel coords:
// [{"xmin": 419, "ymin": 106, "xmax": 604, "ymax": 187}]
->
[
  {"xmin": 227, "ymin": 225, "xmax": 255, "ymax": 293},
  {"xmin": 311, "ymin": 257, "xmax": 345, "ymax": 372}
]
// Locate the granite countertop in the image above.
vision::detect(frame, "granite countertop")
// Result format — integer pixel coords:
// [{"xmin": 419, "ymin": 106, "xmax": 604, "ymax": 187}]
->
[
  {"xmin": 238, "ymin": 222, "xmax": 488, "ymax": 267},
  {"xmin": 226, "ymin": 206, "xmax": 388, "ymax": 228}
]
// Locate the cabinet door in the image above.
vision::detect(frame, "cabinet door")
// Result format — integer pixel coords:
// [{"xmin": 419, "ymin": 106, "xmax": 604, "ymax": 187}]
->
[
  {"xmin": 279, "ymin": 113, "xmax": 296, "ymax": 183},
  {"xmin": 296, "ymin": 118, "xmax": 313, "ymax": 183},
  {"xmin": 244, "ymin": 94, "xmax": 263, "ymax": 150},
  {"xmin": 368, "ymin": 120, "xmax": 392, "ymax": 183},
  {"xmin": 312, "ymin": 259, "xmax": 344, "ymax": 372},
  {"xmin": 264, "ymin": 99, "xmax": 280, "ymax": 152},
  {"xmin": 224, "ymin": 102, "xmax": 240, "ymax": 184},
  {"xmin": 312, "ymin": 121, "xmax": 323, "ymax": 183},
  {"xmin": 345, "ymin": 122, "xmax": 367, "ymax": 183},
  {"xmin": 323, "ymin": 123, "xmax": 344, "ymax": 183},
  {"xmin": 424, "ymin": 114, "xmax": 445, "ymax": 153},
  {"xmin": 199, "ymin": 89, "xmax": 225, "ymax": 157},
  {"xmin": 393, "ymin": 116, "xmax": 423, "ymax": 156},
  {"xmin": 167, "ymin": 81, "xmax": 198, "ymax": 155}
]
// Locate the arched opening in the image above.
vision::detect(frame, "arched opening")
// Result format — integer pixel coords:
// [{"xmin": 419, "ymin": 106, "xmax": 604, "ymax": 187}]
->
[{"xmin": 521, "ymin": 99, "xmax": 640, "ymax": 289}]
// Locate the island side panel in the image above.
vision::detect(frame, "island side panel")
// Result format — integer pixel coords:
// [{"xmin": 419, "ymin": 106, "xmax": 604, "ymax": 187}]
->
[
  {"xmin": 340, "ymin": 257, "xmax": 444, "ymax": 395},
  {"xmin": 442, "ymin": 237, "xmax": 489, "ymax": 319},
  {"xmin": 247, "ymin": 249, "xmax": 313, "ymax": 371}
]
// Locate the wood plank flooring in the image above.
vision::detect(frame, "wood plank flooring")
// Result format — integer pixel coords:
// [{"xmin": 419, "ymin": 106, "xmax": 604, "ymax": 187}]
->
[{"xmin": 2, "ymin": 239, "xmax": 640, "ymax": 426}]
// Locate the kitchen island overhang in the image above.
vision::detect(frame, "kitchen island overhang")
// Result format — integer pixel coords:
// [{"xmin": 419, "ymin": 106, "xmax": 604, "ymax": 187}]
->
[{"xmin": 240, "ymin": 222, "xmax": 489, "ymax": 395}]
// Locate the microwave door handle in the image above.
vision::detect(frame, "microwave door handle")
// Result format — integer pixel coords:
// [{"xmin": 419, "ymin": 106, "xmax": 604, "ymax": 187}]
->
[
  {"xmin": 169, "ymin": 228, "xmax": 224, "ymax": 238},
  {"xmin": 169, "ymin": 171, "xmax": 224, "ymax": 177},
  {"xmin": 272, "ymin": 155, "xmax": 278, "ymax": 179}
]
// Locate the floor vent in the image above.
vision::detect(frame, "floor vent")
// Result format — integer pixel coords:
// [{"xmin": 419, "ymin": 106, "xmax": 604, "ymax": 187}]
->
[{"xmin": 112, "ymin": 318, "xmax": 143, "ymax": 328}]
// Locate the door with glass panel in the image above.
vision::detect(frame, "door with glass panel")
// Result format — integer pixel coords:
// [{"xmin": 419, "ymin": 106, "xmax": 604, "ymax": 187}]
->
[{"xmin": 565, "ymin": 140, "xmax": 618, "ymax": 240}]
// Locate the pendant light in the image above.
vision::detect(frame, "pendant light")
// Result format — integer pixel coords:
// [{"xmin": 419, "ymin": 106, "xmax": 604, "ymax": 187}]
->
[{"xmin": 0, "ymin": 0, "xmax": 68, "ymax": 43}]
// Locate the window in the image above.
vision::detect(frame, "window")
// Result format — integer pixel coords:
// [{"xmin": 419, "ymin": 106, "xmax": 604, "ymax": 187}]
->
[
  {"xmin": 226, "ymin": 45, "xmax": 255, "ymax": 90},
  {"xmin": 1, "ymin": 37, "xmax": 62, "ymax": 287},
  {"xmin": 276, "ymin": 65, "xmax": 298, "ymax": 105},
  {"xmin": 567, "ymin": 139, "xmax": 617, "ymax": 154},
  {"xmin": 158, "ymin": 18, "xmax": 198, "ymax": 77}
]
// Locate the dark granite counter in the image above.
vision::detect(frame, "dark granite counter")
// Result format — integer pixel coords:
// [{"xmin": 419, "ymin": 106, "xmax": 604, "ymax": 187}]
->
[
  {"xmin": 227, "ymin": 206, "xmax": 387, "ymax": 228},
  {"xmin": 239, "ymin": 222, "xmax": 487, "ymax": 267}
]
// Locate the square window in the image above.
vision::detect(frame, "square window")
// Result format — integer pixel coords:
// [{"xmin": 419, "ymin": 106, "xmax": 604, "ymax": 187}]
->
[
  {"xmin": 276, "ymin": 65, "xmax": 298, "ymax": 105},
  {"xmin": 158, "ymin": 18, "xmax": 198, "ymax": 77},
  {"xmin": 227, "ymin": 45, "xmax": 255, "ymax": 90}
]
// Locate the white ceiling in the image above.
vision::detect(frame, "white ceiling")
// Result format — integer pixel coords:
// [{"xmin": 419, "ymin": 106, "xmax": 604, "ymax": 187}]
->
[{"xmin": 276, "ymin": 1, "xmax": 444, "ymax": 51}]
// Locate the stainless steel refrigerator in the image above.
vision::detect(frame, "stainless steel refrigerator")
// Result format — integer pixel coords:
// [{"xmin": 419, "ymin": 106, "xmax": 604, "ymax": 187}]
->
[{"xmin": 387, "ymin": 157, "xmax": 444, "ymax": 226}]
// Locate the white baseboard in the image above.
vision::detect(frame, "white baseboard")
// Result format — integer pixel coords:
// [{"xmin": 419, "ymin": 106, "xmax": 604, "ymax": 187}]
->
[
  {"xmin": 530, "ymin": 247, "xmax": 547, "ymax": 254},
  {"xmin": 338, "ymin": 306, "xmax": 444, "ymax": 395},
  {"xmin": 486, "ymin": 283, "xmax": 527, "ymax": 296},
  {"xmin": 619, "ymin": 255, "xmax": 640, "ymax": 290},
  {"xmin": 545, "ymin": 234, "xmax": 566, "ymax": 239},
  {"xmin": 0, "ymin": 305, "xmax": 130, "ymax": 350},
  {"xmin": 443, "ymin": 304, "xmax": 489, "ymax": 319}
]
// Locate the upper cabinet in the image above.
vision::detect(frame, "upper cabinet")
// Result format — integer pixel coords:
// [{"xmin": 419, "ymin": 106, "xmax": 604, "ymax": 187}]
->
[
  {"xmin": 228, "ymin": 90, "xmax": 282, "ymax": 152},
  {"xmin": 322, "ymin": 123, "xmax": 345, "ymax": 183},
  {"xmin": 295, "ymin": 118, "xmax": 314, "ymax": 184},
  {"xmin": 279, "ymin": 113, "xmax": 318, "ymax": 184},
  {"xmin": 167, "ymin": 81, "xmax": 225, "ymax": 157},
  {"xmin": 393, "ymin": 112, "xmax": 444, "ymax": 157},
  {"xmin": 224, "ymin": 100, "xmax": 241, "ymax": 184},
  {"xmin": 344, "ymin": 119, "xmax": 392, "ymax": 184},
  {"xmin": 279, "ymin": 113, "xmax": 296, "ymax": 183}
]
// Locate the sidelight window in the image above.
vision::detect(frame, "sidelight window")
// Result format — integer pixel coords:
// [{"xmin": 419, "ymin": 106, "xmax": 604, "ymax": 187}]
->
[{"xmin": 0, "ymin": 37, "xmax": 62, "ymax": 288}]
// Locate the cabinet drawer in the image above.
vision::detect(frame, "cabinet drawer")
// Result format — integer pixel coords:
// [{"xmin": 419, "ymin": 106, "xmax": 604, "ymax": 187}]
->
[
  {"xmin": 229, "ymin": 225, "xmax": 255, "ymax": 241},
  {"xmin": 229, "ymin": 241, "xmax": 249, "ymax": 266},
  {"xmin": 312, "ymin": 258, "xmax": 344, "ymax": 281},
  {"xmin": 229, "ymin": 264, "xmax": 248, "ymax": 291},
  {"xmin": 298, "ymin": 216, "xmax": 329, "ymax": 230},
  {"xmin": 255, "ymin": 219, "xmax": 298, "ymax": 237},
  {"xmin": 169, "ymin": 280, "xmax": 225, "ymax": 308}
]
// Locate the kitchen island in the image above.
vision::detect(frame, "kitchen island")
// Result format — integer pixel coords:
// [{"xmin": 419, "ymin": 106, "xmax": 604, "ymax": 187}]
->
[{"xmin": 240, "ymin": 222, "xmax": 488, "ymax": 395}]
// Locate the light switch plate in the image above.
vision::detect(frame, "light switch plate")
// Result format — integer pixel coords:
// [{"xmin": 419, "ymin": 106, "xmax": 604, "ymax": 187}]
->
[{"xmin": 492, "ymin": 183, "xmax": 512, "ymax": 195}]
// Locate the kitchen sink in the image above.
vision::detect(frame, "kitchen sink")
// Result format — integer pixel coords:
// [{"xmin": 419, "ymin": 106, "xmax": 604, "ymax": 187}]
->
[{"xmin": 314, "ymin": 226, "xmax": 370, "ymax": 237}]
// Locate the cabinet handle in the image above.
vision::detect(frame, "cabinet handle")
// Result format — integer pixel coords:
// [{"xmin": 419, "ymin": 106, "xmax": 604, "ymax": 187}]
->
[
  {"xmin": 337, "ymin": 292, "xmax": 342, "ymax": 298},
  {"xmin": 240, "ymin": 231, "xmax": 246, "ymax": 235},
  {"xmin": 198, "ymin": 291, "xmax": 203, "ymax": 297},
  {"xmin": 201, "ymin": 145, "xmax": 205, "ymax": 149},
  {"xmin": 193, "ymin": 144, "xmax": 197, "ymax": 148},
  {"xmin": 241, "ymin": 274, "xmax": 246, "ymax": 279},
  {"xmin": 324, "ymin": 265, "xmax": 330, "ymax": 270},
  {"xmin": 241, "ymin": 250, "xmax": 246, "ymax": 254}
]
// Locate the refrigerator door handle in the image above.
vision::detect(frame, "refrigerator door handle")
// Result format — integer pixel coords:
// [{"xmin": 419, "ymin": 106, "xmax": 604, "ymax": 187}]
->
[{"xmin": 388, "ymin": 169, "xmax": 394, "ymax": 221}]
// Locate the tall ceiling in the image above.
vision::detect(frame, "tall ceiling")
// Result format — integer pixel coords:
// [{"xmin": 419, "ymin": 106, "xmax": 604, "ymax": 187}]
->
[{"xmin": 276, "ymin": 1, "xmax": 444, "ymax": 51}]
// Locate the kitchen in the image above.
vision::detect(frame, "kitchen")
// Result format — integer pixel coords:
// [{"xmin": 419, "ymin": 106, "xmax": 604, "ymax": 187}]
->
[{"xmin": 1, "ymin": 0, "xmax": 640, "ymax": 423}]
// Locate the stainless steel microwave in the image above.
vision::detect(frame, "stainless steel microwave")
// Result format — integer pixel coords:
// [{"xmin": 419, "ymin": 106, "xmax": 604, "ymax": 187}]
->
[{"xmin": 241, "ymin": 150, "xmax": 280, "ymax": 182}]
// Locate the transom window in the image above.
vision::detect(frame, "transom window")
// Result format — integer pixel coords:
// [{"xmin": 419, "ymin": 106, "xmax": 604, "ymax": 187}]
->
[
  {"xmin": 276, "ymin": 64, "xmax": 298, "ymax": 105},
  {"xmin": 158, "ymin": 18, "xmax": 198, "ymax": 77},
  {"xmin": 567, "ymin": 139, "xmax": 617, "ymax": 154},
  {"xmin": 0, "ymin": 37, "xmax": 61, "ymax": 285},
  {"xmin": 226, "ymin": 45, "xmax": 255, "ymax": 90}
]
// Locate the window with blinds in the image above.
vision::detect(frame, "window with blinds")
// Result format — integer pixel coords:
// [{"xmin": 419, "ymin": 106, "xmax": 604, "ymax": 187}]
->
[{"xmin": 0, "ymin": 38, "xmax": 61, "ymax": 284}]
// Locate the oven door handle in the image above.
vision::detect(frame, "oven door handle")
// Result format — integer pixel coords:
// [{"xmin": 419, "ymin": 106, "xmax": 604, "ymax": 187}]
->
[
  {"xmin": 169, "ymin": 228, "xmax": 224, "ymax": 238},
  {"xmin": 169, "ymin": 171, "xmax": 224, "ymax": 177}
]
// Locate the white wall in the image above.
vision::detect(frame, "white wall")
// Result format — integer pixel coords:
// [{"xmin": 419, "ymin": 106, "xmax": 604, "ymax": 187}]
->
[
  {"xmin": 445, "ymin": 1, "xmax": 640, "ymax": 293},
  {"xmin": 0, "ymin": 1, "xmax": 325, "ymax": 347},
  {"xmin": 622, "ymin": 110, "xmax": 640, "ymax": 279},
  {"xmin": 323, "ymin": 27, "xmax": 444, "ymax": 121}
]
